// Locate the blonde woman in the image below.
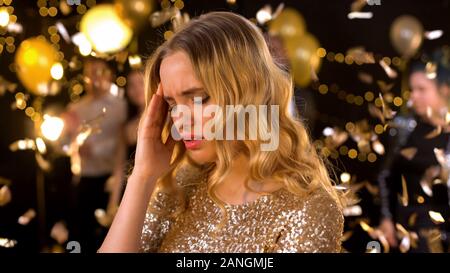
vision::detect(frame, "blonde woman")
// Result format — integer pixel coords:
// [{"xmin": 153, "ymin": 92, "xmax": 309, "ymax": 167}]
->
[{"xmin": 99, "ymin": 12, "xmax": 344, "ymax": 253}]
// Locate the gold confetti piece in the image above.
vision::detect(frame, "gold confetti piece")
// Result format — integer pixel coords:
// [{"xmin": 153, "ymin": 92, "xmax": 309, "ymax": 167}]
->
[
  {"xmin": 425, "ymin": 126, "xmax": 442, "ymax": 139},
  {"xmin": 424, "ymin": 30, "xmax": 443, "ymax": 40},
  {"xmin": 128, "ymin": 54, "xmax": 142, "ymax": 69},
  {"xmin": 360, "ymin": 220, "xmax": 390, "ymax": 253},
  {"xmin": 255, "ymin": 3, "xmax": 285, "ymax": 25},
  {"xmin": 379, "ymin": 93, "xmax": 397, "ymax": 120},
  {"xmin": 425, "ymin": 61, "xmax": 437, "ymax": 79},
  {"xmin": 420, "ymin": 181, "xmax": 433, "ymax": 197},
  {"xmin": 357, "ymin": 72, "xmax": 373, "ymax": 84},
  {"xmin": 350, "ymin": 0, "xmax": 367, "ymax": 12},
  {"xmin": 429, "ymin": 211, "xmax": 445, "ymax": 224},
  {"xmin": 150, "ymin": 6, "xmax": 180, "ymax": 28},
  {"xmin": 346, "ymin": 47, "xmax": 375, "ymax": 64},
  {"xmin": 0, "ymin": 237, "xmax": 18, "ymax": 248},
  {"xmin": 343, "ymin": 205, "xmax": 362, "ymax": 217},
  {"xmin": 94, "ymin": 208, "xmax": 114, "ymax": 228},
  {"xmin": 323, "ymin": 127, "xmax": 348, "ymax": 150},
  {"xmin": 347, "ymin": 12, "xmax": 373, "ymax": 19},
  {"xmin": 357, "ymin": 139, "xmax": 371, "ymax": 154},
  {"xmin": 368, "ymin": 103, "xmax": 385, "ymax": 124},
  {"xmin": 50, "ymin": 221, "xmax": 69, "ymax": 244},
  {"xmin": 433, "ymin": 148, "xmax": 447, "ymax": 167},
  {"xmin": 35, "ymin": 152, "xmax": 51, "ymax": 171},
  {"xmin": 341, "ymin": 230, "xmax": 353, "ymax": 242},
  {"xmin": 395, "ymin": 223, "xmax": 419, "ymax": 253},
  {"xmin": 360, "ymin": 220, "xmax": 373, "ymax": 233},
  {"xmin": 0, "ymin": 185, "xmax": 12, "ymax": 206},
  {"xmin": 400, "ymin": 147, "xmax": 417, "ymax": 160},
  {"xmin": 408, "ymin": 213, "xmax": 418, "ymax": 227},
  {"xmin": 399, "ymin": 175, "xmax": 409, "ymax": 207},
  {"xmin": 419, "ymin": 166, "xmax": 440, "ymax": 197},
  {"xmin": 379, "ymin": 59, "xmax": 398, "ymax": 79},
  {"xmin": 18, "ymin": 209, "xmax": 36, "ymax": 225},
  {"xmin": 55, "ymin": 22, "xmax": 71, "ymax": 43},
  {"xmin": 59, "ymin": 0, "xmax": 72, "ymax": 16},
  {"xmin": 9, "ymin": 139, "xmax": 35, "ymax": 151},
  {"xmin": 364, "ymin": 182, "xmax": 380, "ymax": 196},
  {"xmin": 372, "ymin": 139, "xmax": 385, "ymax": 155},
  {"xmin": 376, "ymin": 80, "xmax": 395, "ymax": 94},
  {"xmin": 399, "ymin": 236, "xmax": 411, "ymax": 253}
]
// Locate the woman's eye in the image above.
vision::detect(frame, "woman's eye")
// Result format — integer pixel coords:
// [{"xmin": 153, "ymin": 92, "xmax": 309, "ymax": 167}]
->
[
  {"xmin": 202, "ymin": 95, "xmax": 210, "ymax": 104},
  {"xmin": 193, "ymin": 95, "xmax": 210, "ymax": 104}
]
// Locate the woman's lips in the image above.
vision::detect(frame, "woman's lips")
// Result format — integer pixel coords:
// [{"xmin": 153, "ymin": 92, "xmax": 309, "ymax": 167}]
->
[{"xmin": 183, "ymin": 139, "xmax": 203, "ymax": 150}]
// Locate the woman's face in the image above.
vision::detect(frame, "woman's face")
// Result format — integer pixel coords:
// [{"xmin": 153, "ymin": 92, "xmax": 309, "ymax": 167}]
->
[
  {"xmin": 160, "ymin": 51, "xmax": 217, "ymax": 164},
  {"xmin": 409, "ymin": 71, "xmax": 447, "ymax": 118},
  {"xmin": 127, "ymin": 71, "xmax": 145, "ymax": 109}
]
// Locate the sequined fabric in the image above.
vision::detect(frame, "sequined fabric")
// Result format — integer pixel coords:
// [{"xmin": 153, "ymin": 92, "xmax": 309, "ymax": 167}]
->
[{"xmin": 140, "ymin": 168, "xmax": 344, "ymax": 253}]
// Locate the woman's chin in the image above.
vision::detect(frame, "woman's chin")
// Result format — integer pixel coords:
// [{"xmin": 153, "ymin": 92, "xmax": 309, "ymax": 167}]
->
[{"xmin": 186, "ymin": 149, "xmax": 216, "ymax": 165}]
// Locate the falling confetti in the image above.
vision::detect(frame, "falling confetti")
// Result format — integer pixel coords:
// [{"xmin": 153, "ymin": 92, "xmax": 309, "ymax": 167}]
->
[
  {"xmin": 50, "ymin": 221, "xmax": 69, "ymax": 245},
  {"xmin": 0, "ymin": 238, "xmax": 18, "ymax": 248},
  {"xmin": 399, "ymin": 175, "xmax": 409, "ymax": 207},
  {"xmin": 0, "ymin": 185, "xmax": 12, "ymax": 206},
  {"xmin": 424, "ymin": 30, "xmax": 444, "ymax": 40},
  {"xmin": 428, "ymin": 211, "xmax": 445, "ymax": 224},
  {"xmin": 18, "ymin": 209, "xmax": 37, "ymax": 226},
  {"xmin": 346, "ymin": 47, "xmax": 375, "ymax": 64},
  {"xmin": 379, "ymin": 59, "xmax": 398, "ymax": 79},
  {"xmin": 347, "ymin": 12, "xmax": 373, "ymax": 20},
  {"xmin": 399, "ymin": 147, "xmax": 418, "ymax": 160}
]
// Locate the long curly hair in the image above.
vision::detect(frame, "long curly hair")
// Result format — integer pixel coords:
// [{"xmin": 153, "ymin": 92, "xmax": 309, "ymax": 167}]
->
[{"xmin": 143, "ymin": 11, "xmax": 345, "ymax": 221}]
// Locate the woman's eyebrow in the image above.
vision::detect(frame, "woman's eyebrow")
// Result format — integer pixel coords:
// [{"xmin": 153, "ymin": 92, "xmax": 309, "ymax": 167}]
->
[{"xmin": 163, "ymin": 87, "xmax": 205, "ymax": 101}]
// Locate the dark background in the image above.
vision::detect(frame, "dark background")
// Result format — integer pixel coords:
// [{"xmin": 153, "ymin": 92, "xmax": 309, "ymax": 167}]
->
[{"xmin": 0, "ymin": 0, "xmax": 449, "ymax": 252}]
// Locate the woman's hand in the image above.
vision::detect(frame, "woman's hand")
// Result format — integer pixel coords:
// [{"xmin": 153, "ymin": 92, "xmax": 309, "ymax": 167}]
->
[
  {"xmin": 99, "ymin": 83, "xmax": 176, "ymax": 252},
  {"xmin": 131, "ymin": 84, "xmax": 176, "ymax": 183}
]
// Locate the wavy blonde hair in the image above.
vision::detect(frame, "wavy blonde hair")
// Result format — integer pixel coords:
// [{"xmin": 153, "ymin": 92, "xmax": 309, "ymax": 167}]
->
[{"xmin": 144, "ymin": 12, "xmax": 345, "ymax": 220}]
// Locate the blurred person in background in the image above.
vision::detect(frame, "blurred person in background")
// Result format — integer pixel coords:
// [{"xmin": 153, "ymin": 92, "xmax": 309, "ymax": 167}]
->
[
  {"xmin": 61, "ymin": 57, "xmax": 127, "ymax": 252},
  {"xmin": 378, "ymin": 47, "xmax": 450, "ymax": 252}
]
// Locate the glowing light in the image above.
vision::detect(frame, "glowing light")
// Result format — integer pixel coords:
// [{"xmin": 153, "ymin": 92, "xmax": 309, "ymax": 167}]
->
[
  {"xmin": 340, "ymin": 172, "xmax": 351, "ymax": 183},
  {"xmin": 41, "ymin": 115, "xmax": 64, "ymax": 141},
  {"xmin": 50, "ymin": 63, "xmax": 64, "ymax": 80},
  {"xmin": 0, "ymin": 7, "xmax": 10, "ymax": 27},
  {"xmin": 80, "ymin": 4, "xmax": 133, "ymax": 53},
  {"xmin": 72, "ymin": 32, "xmax": 92, "ymax": 56},
  {"xmin": 35, "ymin": 137, "xmax": 47, "ymax": 154}
]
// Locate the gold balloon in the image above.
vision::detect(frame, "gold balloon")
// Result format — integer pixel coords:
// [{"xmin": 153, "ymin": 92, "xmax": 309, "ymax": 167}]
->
[
  {"xmin": 15, "ymin": 37, "xmax": 58, "ymax": 96},
  {"xmin": 284, "ymin": 33, "xmax": 321, "ymax": 87},
  {"xmin": 269, "ymin": 8, "xmax": 306, "ymax": 39},
  {"xmin": 115, "ymin": 0, "xmax": 155, "ymax": 29},
  {"xmin": 390, "ymin": 15, "xmax": 423, "ymax": 58}
]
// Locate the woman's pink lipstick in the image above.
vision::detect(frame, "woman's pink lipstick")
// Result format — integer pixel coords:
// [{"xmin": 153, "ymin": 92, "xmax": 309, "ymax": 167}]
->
[
  {"xmin": 182, "ymin": 134, "xmax": 203, "ymax": 150},
  {"xmin": 183, "ymin": 139, "xmax": 203, "ymax": 150}
]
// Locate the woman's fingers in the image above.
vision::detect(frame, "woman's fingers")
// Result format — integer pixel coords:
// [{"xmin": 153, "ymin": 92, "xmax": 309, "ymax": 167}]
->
[{"xmin": 140, "ymin": 84, "xmax": 168, "ymax": 139}]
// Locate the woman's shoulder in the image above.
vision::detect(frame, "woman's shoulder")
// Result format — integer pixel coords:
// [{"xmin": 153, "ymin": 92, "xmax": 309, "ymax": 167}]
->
[
  {"xmin": 273, "ymin": 187, "xmax": 344, "ymax": 252},
  {"xmin": 276, "ymin": 186, "xmax": 342, "ymax": 216}
]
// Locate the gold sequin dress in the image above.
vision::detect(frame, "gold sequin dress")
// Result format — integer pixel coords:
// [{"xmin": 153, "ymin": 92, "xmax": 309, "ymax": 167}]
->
[{"xmin": 140, "ymin": 167, "xmax": 344, "ymax": 253}]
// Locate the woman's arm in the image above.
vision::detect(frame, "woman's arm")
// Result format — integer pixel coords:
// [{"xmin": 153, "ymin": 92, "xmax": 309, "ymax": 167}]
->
[
  {"xmin": 98, "ymin": 84, "xmax": 175, "ymax": 253},
  {"xmin": 98, "ymin": 173, "xmax": 157, "ymax": 252}
]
